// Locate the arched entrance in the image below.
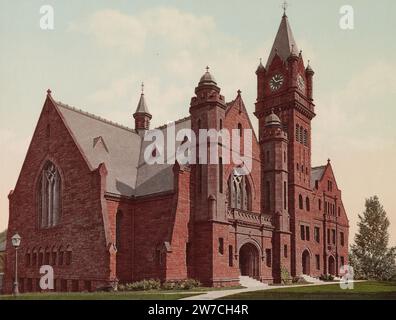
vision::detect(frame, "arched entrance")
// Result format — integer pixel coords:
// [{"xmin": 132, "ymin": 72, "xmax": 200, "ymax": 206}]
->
[
  {"xmin": 328, "ymin": 256, "xmax": 336, "ymax": 275},
  {"xmin": 239, "ymin": 243, "xmax": 260, "ymax": 278},
  {"xmin": 302, "ymin": 250, "xmax": 310, "ymax": 275}
]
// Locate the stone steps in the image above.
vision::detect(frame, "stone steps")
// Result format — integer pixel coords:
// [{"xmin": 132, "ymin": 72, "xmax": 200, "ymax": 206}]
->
[{"xmin": 239, "ymin": 276, "xmax": 268, "ymax": 288}]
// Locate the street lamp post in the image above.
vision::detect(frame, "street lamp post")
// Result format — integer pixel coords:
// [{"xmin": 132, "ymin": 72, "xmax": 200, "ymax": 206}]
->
[{"xmin": 11, "ymin": 233, "xmax": 21, "ymax": 295}]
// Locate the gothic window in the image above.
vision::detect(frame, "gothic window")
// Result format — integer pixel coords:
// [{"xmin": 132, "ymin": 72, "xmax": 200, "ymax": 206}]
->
[
  {"xmin": 227, "ymin": 172, "xmax": 251, "ymax": 211},
  {"xmin": 306, "ymin": 197, "xmax": 310, "ymax": 211},
  {"xmin": 299, "ymin": 194, "xmax": 303, "ymax": 210},
  {"xmin": 218, "ymin": 238, "xmax": 224, "ymax": 255},
  {"xmin": 38, "ymin": 161, "xmax": 61, "ymax": 228},
  {"xmin": 25, "ymin": 250, "xmax": 31, "ymax": 267},
  {"xmin": 295, "ymin": 124, "xmax": 299, "ymax": 142},
  {"xmin": 283, "ymin": 181, "xmax": 287, "ymax": 210},
  {"xmin": 300, "ymin": 225, "xmax": 305, "ymax": 240},
  {"xmin": 265, "ymin": 249, "xmax": 272, "ymax": 267},
  {"xmin": 66, "ymin": 246, "xmax": 72, "ymax": 265},
  {"xmin": 228, "ymin": 245, "xmax": 233, "ymax": 267}
]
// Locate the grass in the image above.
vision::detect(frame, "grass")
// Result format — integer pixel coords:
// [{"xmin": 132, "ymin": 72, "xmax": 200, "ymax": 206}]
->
[
  {"xmin": 0, "ymin": 286, "xmax": 243, "ymax": 300},
  {"xmin": 221, "ymin": 281, "xmax": 396, "ymax": 300}
]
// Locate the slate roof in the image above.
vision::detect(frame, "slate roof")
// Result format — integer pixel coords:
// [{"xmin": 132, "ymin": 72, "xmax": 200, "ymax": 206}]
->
[
  {"xmin": 311, "ymin": 165, "xmax": 326, "ymax": 188},
  {"xmin": 266, "ymin": 14, "xmax": 299, "ymax": 69},
  {"xmin": 135, "ymin": 93, "xmax": 150, "ymax": 115},
  {"xmin": 55, "ymin": 100, "xmax": 191, "ymax": 198}
]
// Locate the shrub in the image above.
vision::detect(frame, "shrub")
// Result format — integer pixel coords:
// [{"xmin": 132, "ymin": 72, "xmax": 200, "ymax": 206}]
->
[
  {"xmin": 162, "ymin": 279, "xmax": 201, "ymax": 290},
  {"xmin": 123, "ymin": 279, "xmax": 161, "ymax": 291},
  {"xmin": 280, "ymin": 266, "xmax": 292, "ymax": 285},
  {"xmin": 118, "ymin": 284, "xmax": 126, "ymax": 291},
  {"xmin": 292, "ymin": 276, "xmax": 310, "ymax": 284},
  {"xmin": 319, "ymin": 274, "xmax": 335, "ymax": 281}
]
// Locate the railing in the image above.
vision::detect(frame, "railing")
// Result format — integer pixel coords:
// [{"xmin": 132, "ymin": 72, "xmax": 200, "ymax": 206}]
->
[{"xmin": 227, "ymin": 208, "xmax": 273, "ymax": 226}]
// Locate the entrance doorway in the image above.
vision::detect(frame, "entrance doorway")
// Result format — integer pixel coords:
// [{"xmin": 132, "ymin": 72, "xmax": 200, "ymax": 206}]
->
[
  {"xmin": 302, "ymin": 250, "xmax": 310, "ymax": 275},
  {"xmin": 239, "ymin": 243, "xmax": 259, "ymax": 278},
  {"xmin": 328, "ymin": 256, "xmax": 336, "ymax": 275}
]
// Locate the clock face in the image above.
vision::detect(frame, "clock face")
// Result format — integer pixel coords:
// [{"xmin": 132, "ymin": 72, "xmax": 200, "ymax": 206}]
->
[
  {"xmin": 297, "ymin": 74, "xmax": 305, "ymax": 91},
  {"xmin": 269, "ymin": 74, "xmax": 284, "ymax": 91}
]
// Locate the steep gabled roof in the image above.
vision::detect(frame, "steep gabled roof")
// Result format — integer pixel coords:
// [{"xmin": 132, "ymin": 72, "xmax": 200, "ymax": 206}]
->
[
  {"xmin": 266, "ymin": 14, "xmax": 299, "ymax": 69},
  {"xmin": 135, "ymin": 117, "xmax": 191, "ymax": 196},
  {"xmin": 55, "ymin": 102, "xmax": 142, "ymax": 197},
  {"xmin": 311, "ymin": 165, "xmax": 326, "ymax": 188},
  {"xmin": 54, "ymin": 99, "xmax": 191, "ymax": 198}
]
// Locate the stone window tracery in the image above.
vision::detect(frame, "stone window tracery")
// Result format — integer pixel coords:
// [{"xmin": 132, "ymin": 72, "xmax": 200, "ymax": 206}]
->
[
  {"xmin": 38, "ymin": 161, "xmax": 61, "ymax": 228},
  {"xmin": 227, "ymin": 172, "xmax": 251, "ymax": 211}
]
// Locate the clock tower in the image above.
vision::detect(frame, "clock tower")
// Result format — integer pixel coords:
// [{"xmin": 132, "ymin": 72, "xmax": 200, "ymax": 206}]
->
[{"xmin": 255, "ymin": 12, "xmax": 316, "ymax": 276}]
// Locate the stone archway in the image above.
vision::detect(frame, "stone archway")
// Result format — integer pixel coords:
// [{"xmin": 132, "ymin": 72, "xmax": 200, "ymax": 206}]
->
[
  {"xmin": 328, "ymin": 256, "xmax": 336, "ymax": 275},
  {"xmin": 302, "ymin": 250, "xmax": 310, "ymax": 275},
  {"xmin": 239, "ymin": 243, "xmax": 260, "ymax": 279}
]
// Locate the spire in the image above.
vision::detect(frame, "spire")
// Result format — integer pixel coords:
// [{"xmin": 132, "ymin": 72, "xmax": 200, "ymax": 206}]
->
[
  {"xmin": 133, "ymin": 82, "xmax": 152, "ymax": 132},
  {"xmin": 265, "ymin": 13, "xmax": 299, "ymax": 69},
  {"xmin": 134, "ymin": 82, "xmax": 150, "ymax": 115}
]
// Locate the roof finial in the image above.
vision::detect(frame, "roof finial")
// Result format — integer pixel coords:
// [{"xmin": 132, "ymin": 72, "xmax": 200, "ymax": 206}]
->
[
  {"xmin": 141, "ymin": 82, "xmax": 144, "ymax": 94},
  {"xmin": 281, "ymin": 1, "xmax": 288, "ymax": 17},
  {"xmin": 206, "ymin": 66, "xmax": 210, "ymax": 73},
  {"xmin": 327, "ymin": 158, "xmax": 331, "ymax": 164},
  {"xmin": 47, "ymin": 88, "xmax": 52, "ymax": 96}
]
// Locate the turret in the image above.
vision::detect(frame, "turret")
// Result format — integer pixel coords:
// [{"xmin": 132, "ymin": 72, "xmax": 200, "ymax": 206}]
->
[{"xmin": 133, "ymin": 83, "xmax": 152, "ymax": 133}]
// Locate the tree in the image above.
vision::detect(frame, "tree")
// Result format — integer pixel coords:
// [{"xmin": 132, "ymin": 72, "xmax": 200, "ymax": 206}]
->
[{"xmin": 349, "ymin": 196, "xmax": 396, "ymax": 280}]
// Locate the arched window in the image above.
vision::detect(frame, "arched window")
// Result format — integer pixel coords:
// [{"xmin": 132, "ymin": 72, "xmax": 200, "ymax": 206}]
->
[
  {"xmin": 44, "ymin": 247, "xmax": 50, "ymax": 265},
  {"xmin": 66, "ymin": 246, "xmax": 72, "ymax": 265},
  {"xmin": 227, "ymin": 172, "xmax": 251, "ymax": 211},
  {"xmin": 299, "ymin": 194, "xmax": 303, "ymax": 210},
  {"xmin": 58, "ymin": 246, "xmax": 64, "ymax": 266},
  {"xmin": 25, "ymin": 250, "xmax": 31, "ymax": 267},
  {"xmin": 32, "ymin": 248, "xmax": 37, "ymax": 266},
  {"xmin": 295, "ymin": 124, "xmax": 299, "ymax": 141},
  {"xmin": 51, "ymin": 246, "xmax": 57, "ymax": 266},
  {"xmin": 116, "ymin": 210, "xmax": 123, "ymax": 250},
  {"xmin": 38, "ymin": 161, "xmax": 61, "ymax": 228},
  {"xmin": 318, "ymin": 199, "xmax": 322, "ymax": 211},
  {"xmin": 306, "ymin": 197, "xmax": 310, "ymax": 211},
  {"xmin": 38, "ymin": 248, "xmax": 44, "ymax": 266}
]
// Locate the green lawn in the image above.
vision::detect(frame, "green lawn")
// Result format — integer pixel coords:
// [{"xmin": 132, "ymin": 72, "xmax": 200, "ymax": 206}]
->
[
  {"xmin": 221, "ymin": 281, "xmax": 396, "ymax": 300},
  {"xmin": 0, "ymin": 286, "xmax": 243, "ymax": 300}
]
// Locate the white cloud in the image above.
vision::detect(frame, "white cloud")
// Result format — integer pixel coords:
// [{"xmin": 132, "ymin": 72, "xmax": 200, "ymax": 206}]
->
[{"xmin": 69, "ymin": 7, "xmax": 217, "ymax": 54}]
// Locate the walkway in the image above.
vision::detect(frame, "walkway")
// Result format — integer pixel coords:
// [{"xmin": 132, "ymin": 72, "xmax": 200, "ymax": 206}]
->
[{"xmin": 181, "ymin": 279, "xmax": 361, "ymax": 300}]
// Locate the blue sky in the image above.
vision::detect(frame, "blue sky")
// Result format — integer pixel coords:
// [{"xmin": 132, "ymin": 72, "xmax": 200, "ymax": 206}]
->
[{"xmin": 0, "ymin": 0, "xmax": 395, "ymax": 244}]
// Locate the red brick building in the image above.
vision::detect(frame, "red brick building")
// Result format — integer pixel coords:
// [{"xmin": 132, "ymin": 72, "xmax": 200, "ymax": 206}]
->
[{"xmin": 3, "ymin": 13, "xmax": 349, "ymax": 293}]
